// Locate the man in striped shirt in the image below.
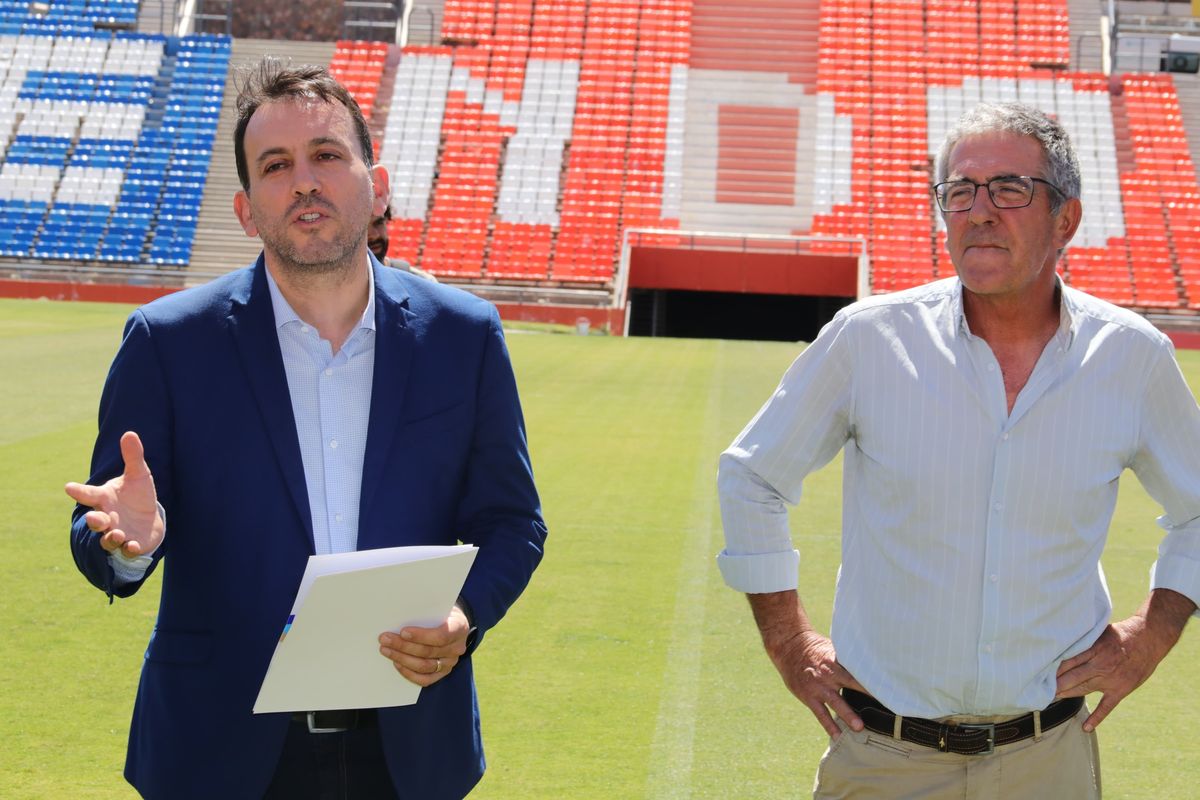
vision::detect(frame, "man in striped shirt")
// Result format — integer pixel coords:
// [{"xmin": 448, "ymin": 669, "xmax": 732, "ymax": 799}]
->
[{"xmin": 718, "ymin": 103, "xmax": 1199, "ymax": 798}]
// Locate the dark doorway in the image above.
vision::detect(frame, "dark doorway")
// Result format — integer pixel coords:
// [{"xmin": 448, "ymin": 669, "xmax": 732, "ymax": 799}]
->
[{"xmin": 627, "ymin": 289, "xmax": 853, "ymax": 341}]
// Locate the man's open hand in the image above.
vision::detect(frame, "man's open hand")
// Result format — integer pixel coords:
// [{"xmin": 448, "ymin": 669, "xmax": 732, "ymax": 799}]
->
[{"xmin": 65, "ymin": 431, "xmax": 164, "ymax": 558}]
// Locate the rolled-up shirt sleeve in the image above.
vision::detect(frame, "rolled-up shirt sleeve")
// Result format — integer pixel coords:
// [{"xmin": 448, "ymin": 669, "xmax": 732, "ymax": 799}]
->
[
  {"xmin": 1133, "ymin": 342, "xmax": 1200, "ymax": 615},
  {"xmin": 717, "ymin": 312, "xmax": 854, "ymax": 593}
]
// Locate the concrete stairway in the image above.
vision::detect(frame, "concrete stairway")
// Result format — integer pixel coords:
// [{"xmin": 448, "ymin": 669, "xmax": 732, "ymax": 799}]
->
[
  {"xmin": 1067, "ymin": 0, "xmax": 1106, "ymax": 72},
  {"xmin": 136, "ymin": 0, "xmax": 172, "ymax": 35},
  {"xmin": 405, "ymin": 0, "xmax": 445, "ymax": 46},
  {"xmin": 186, "ymin": 38, "xmax": 336, "ymax": 282},
  {"xmin": 1173, "ymin": 77, "xmax": 1200, "ymax": 176}
]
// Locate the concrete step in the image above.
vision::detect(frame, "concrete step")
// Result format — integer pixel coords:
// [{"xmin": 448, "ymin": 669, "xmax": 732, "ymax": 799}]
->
[
  {"xmin": 1067, "ymin": 0, "xmax": 1106, "ymax": 71},
  {"xmin": 136, "ymin": 0, "xmax": 170, "ymax": 35}
]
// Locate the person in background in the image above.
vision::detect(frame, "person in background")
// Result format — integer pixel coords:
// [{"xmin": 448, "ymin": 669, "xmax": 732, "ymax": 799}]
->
[{"xmin": 368, "ymin": 203, "xmax": 437, "ymax": 281}]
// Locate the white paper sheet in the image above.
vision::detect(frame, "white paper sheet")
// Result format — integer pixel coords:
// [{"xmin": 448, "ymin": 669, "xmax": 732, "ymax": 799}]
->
[{"xmin": 253, "ymin": 544, "xmax": 477, "ymax": 714}]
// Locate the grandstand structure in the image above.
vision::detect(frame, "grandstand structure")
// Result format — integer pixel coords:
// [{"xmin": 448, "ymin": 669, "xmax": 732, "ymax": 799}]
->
[{"xmin": 3, "ymin": 0, "xmax": 1200, "ymax": 339}]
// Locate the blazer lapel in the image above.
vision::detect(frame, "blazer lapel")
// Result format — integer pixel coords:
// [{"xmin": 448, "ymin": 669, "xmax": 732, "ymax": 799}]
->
[
  {"xmin": 226, "ymin": 256, "xmax": 315, "ymax": 551},
  {"xmin": 358, "ymin": 262, "xmax": 415, "ymax": 545}
]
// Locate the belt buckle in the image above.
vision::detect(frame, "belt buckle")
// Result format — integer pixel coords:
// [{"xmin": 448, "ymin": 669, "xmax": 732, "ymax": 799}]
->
[
  {"xmin": 957, "ymin": 722, "xmax": 996, "ymax": 755},
  {"xmin": 306, "ymin": 711, "xmax": 349, "ymax": 734}
]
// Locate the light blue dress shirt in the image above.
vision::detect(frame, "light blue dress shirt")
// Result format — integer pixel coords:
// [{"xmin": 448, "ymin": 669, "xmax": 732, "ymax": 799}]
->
[
  {"xmin": 112, "ymin": 261, "xmax": 376, "ymax": 581},
  {"xmin": 718, "ymin": 277, "xmax": 1200, "ymax": 718},
  {"xmin": 264, "ymin": 264, "xmax": 375, "ymax": 556}
]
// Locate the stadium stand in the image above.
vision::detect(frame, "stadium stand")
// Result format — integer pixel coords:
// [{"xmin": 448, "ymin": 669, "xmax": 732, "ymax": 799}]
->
[
  {"xmin": 329, "ymin": 40, "xmax": 388, "ymax": 120},
  {"xmin": 362, "ymin": 0, "xmax": 1200, "ymax": 326},
  {"xmin": 377, "ymin": 46, "xmax": 451, "ymax": 267},
  {"xmin": 0, "ymin": 0, "xmax": 139, "ymax": 35},
  {"xmin": 0, "ymin": 23, "xmax": 228, "ymax": 266},
  {"xmin": 7, "ymin": 0, "xmax": 1200, "ymax": 336},
  {"xmin": 488, "ymin": 1, "xmax": 579, "ymax": 279}
]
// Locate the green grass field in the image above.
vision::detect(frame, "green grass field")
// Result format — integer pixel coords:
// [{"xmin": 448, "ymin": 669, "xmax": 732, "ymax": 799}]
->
[{"xmin": 2, "ymin": 296, "xmax": 1197, "ymax": 798}]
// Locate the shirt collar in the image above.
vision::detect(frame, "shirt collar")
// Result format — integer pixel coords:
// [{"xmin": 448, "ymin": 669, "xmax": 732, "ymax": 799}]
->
[
  {"xmin": 952, "ymin": 275, "xmax": 1077, "ymax": 351},
  {"xmin": 264, "ymin": 257, "xmax": 377, "ymax": 334}
]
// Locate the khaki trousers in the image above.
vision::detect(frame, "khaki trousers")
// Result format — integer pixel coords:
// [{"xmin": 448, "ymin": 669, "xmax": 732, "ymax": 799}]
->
[{"xmin": 813, "ymin": 706, "xmax": 1101, "ymax": 799}]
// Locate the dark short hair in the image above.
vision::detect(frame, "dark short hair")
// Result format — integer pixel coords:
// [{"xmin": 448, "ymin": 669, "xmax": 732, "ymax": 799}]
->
[{"xmin": 233, "ymin": 57, "xmax": 374, "ymax": 191}]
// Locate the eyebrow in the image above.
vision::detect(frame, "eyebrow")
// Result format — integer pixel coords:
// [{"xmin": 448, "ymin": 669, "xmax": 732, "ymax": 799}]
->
[
  {"xmin": 947, "ymin": 171, "xmax": 1025, "ymax": 182},
  {"xmin": 254, "ymin": 137, "xmax": 349, "ymax": 166}
]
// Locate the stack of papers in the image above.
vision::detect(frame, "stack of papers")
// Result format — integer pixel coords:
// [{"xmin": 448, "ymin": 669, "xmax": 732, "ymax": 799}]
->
[{"xmin": 254, "ymin": 544, "xmax": 478, "ymax": 713}]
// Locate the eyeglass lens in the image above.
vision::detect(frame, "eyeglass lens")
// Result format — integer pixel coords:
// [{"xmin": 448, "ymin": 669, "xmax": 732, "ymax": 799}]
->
[{"xmin": 938, "ymin": 177, "xmax": 1034, "ymax": 211}]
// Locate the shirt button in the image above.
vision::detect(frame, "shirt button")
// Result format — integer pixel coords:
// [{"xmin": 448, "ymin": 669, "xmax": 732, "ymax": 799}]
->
[
  {"xmin": 335, "ymin": 513, "xmax": 344, "ymax": 523},
  {"xmin": 983, "ymin": 644, "xmax": 993, "ymax": 653},
  {"xmin": 324, "ymin": 368, "xmax": 333, "ymax": 377},
  {"xmin": 300, "ymin": 325, "xmax": 310, "ymax": 334},
  {"xmin": 993, "ymin": 502, "xmax": 1003, "ymax": 511},
  {"xmin": 990, "ymin": 574, "xmax": 998, "ymax": 583},
  {"xmin": 330, "ymin": 439, "xmax": 338, "ymax": 449},
  {"xmin": 1001, "ymin": 433, "xmax": 1009, "ymax": 441}
]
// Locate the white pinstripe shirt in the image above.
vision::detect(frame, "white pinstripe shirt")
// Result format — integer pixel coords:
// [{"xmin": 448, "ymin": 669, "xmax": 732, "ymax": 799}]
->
[{"xmin": 717, "ymin": 277, "xmax": 1200, "ymax": 717}]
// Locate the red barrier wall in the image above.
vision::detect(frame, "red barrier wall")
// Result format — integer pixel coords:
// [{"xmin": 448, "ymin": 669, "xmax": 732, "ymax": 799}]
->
[
  {"xmin": 0, "ymin": 278, "xmax": 181, "ymax": 304},
  {"xmin": 629, "ymin": 246, "xmax": 857, "ymax": 296},
  {"xmin": 0, "ymin": 279, "xmax": 625, "ymax": 334}
]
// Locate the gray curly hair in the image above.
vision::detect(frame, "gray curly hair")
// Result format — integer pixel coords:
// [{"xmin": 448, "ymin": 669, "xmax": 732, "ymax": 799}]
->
[{"xmin": 935, "ymin": 102, "xmax": 1081, "ymax": 214}]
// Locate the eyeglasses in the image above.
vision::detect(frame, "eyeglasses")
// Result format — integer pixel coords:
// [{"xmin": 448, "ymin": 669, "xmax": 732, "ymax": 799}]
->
[{"xmin": 933, "ymin": 176, "xmax": 1064, "ymax": 213}]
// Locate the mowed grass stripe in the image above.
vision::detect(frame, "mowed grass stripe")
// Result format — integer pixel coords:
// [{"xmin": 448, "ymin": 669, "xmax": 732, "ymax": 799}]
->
[{"xmin": 644, "ymin": 340, "xmax": 731, "ymax": 799}]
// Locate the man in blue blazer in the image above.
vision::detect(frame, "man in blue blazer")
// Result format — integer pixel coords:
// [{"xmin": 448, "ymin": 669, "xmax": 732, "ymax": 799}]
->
[{"xmin": 65, "ymin": 60, "xmax": 546, "ymax": 799}]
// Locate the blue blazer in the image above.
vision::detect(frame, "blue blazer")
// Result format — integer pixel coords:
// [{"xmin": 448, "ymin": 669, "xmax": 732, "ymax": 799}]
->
[{"xmin": 70, "ymin": 256, "xmax": 547, "ymax": 799}]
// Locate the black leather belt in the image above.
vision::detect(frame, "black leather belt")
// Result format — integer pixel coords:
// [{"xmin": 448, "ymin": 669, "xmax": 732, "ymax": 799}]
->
[
  {"xmin": 842, "ymin": 689, "xmax": 1084, "ymax": 755},
  {"xmin": 290, "ymin": 709, "xmax": 376, "ymax": 734}
]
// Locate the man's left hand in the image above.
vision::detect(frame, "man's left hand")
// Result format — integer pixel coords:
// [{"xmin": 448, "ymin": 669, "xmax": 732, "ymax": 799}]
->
[
  {"xmin": 1055, "ymin": 588, "xmax": 1194, "ymax": 732},
  {"xmin": 379, "ymin": 605, "xmax": 471, "ymax": 687}
]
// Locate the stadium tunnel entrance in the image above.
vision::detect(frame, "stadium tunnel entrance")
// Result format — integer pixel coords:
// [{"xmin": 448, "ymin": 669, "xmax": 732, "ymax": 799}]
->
[{"xmin": 623, "ymin": 238, "xmax": 860, "ymax": 341}]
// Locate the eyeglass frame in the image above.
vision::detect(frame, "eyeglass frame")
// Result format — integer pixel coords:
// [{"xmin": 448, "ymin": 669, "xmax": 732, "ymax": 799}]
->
[{"xmin": 932, "ymin": 175, "xmax": 1066, "ymax": 213}]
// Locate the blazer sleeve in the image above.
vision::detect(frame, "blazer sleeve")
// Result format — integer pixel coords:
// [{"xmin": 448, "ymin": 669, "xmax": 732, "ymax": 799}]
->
[
  {"xmin": 70, "ymin": 309, "xmax": 173, "ymax": 600},
  {"xmin": 453, "ymin": 307, "xmax": 547, "ymax": 648}
]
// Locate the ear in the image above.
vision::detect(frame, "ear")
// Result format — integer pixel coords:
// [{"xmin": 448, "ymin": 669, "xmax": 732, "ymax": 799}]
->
[
  {"xmin": 1053, "ymin": 196, "xmax": 1082, "ymax": 250},
  {"xmin": 233, "ymin": 190, "xmax": 258, "ymax": 237},
  {"xmin": 369, "ymin": 163, "xmax": 391, "ymax": 216}
]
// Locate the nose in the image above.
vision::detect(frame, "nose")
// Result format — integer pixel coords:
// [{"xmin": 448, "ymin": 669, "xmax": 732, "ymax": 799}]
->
[
  {"xmin": 966, "ymin": 184, "xmax": 998, "ymax": 224},
  {"xmin": 292, "ymin": 158, "xmax": 320, "ymax": 196}
]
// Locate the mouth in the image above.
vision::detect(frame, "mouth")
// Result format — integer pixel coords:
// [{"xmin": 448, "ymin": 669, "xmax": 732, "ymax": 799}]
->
[{"xmin": 290, "ymin": 200, "xmax": 335, "ymax": 225}]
